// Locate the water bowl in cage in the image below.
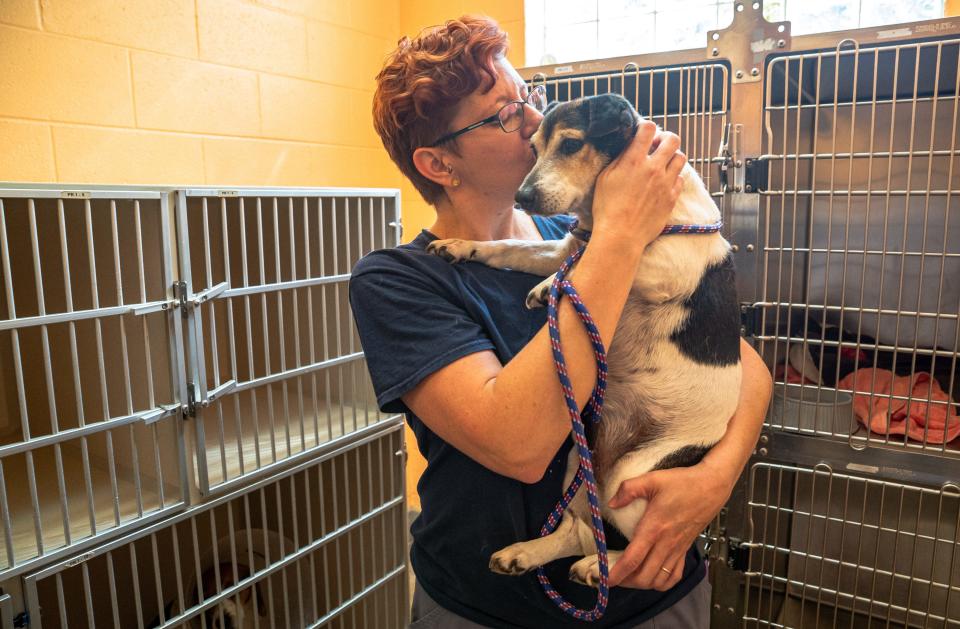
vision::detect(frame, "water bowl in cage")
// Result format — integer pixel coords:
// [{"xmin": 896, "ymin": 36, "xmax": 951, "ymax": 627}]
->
[{"xmin": 771, "ymin": 385, "xmax": 856, "ymax": 437}]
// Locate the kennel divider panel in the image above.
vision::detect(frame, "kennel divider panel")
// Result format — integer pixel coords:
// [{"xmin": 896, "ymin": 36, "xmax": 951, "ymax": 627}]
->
[
  {"xmin": 175, "ymin": 189, "xmax": 401, "ymax": 495},
  {"xmin": 0, "ymin": 188, "xmax": 187, "ymax": 580},
  {"xmin": 757, "ymin": 37, "xmax": 960, "ymax": 459},
  {"xmin": 22, "ymin": 419, "xmax": 408, "ymax": 629}
]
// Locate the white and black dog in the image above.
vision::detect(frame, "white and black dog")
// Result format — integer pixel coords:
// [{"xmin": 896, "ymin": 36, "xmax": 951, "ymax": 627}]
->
[{"xmin": 427, "ymin": 93, "xmax": 742, "ymax": 586}]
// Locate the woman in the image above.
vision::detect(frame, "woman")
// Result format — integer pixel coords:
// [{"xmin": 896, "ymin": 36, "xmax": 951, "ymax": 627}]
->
[{"xmin": 351, "ymin": 15, "xmax": 772, "ymax": 628}]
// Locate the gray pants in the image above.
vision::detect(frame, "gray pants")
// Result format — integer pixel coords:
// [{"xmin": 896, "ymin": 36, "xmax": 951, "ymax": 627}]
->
[{"xmin": 409, "ymin": 577, "xmax": 712, "ymax": 628}]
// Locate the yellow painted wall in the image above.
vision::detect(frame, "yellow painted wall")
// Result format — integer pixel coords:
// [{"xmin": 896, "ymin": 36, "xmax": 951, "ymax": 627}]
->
[{"xmin": 0, "ymin": 0, "xmax": 401, "ymax": 188}]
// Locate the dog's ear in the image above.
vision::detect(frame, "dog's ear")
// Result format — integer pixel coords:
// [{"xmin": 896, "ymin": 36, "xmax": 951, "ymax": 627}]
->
[
  {"xmin": 585, "ymin": 94, "xmax": 636, "ymax": 139},
  {"xmin": 543, "ymin": 100, "xmax": 560, "ymax": 116}
]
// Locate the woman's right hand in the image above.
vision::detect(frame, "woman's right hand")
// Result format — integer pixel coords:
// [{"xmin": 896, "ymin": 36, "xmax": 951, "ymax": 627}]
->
[{"xmin": 590, "ymin": 121, "xmax": 686, "ymax": 255}]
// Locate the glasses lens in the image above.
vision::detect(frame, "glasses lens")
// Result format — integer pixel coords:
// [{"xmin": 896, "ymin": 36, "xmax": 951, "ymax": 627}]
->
[
  {"xmin": 527, "ymin": 85, "xmax": 548, "ymax": 112},
  {"xmin": 498, "ymin": 101, "xmax": 524, "ymax": 133}
]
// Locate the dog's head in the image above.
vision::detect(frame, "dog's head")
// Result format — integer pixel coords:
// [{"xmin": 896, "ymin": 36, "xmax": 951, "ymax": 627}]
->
[{"xmin": 515, "ymin": 93, "xmax": 639, "ymax": 221}]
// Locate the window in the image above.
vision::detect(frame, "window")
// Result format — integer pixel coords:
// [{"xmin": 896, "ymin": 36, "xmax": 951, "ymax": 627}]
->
[{"xmin": 525, "ymin": 0, "xmax": 945, "ymax": 66}]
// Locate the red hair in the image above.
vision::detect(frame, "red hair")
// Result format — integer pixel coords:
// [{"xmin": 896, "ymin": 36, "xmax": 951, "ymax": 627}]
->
[{"xmin": 372, "ymin": 15, "xmax": 509, "ymax": 204}]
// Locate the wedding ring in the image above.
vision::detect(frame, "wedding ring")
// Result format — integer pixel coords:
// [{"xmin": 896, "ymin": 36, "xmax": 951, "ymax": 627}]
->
[{"xmin": 660, "ymin": 567, "xmax": 672, "ymax": 575}]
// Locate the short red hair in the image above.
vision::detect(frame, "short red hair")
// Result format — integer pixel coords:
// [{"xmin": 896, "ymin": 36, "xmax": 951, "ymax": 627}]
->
[{"xmin": 373, "ymin": 15, "xmax": 509, "ymax": 205}]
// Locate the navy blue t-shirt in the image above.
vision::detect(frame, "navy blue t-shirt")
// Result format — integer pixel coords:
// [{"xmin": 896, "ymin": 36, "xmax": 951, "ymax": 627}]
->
[{"xmin": 348, "ymin": 214, "xmax": 705, "ymax": 628}]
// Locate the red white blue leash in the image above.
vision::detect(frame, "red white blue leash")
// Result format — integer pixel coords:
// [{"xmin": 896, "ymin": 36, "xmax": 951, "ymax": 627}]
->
[{"xmin": 537, "ymin": 218, "xmax": 723, "ymax": 621}]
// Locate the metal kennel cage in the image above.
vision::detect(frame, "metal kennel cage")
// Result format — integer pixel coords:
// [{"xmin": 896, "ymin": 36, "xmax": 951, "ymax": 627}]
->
[
  {"xmin": 520, "ymin": 3, "xmax": 960, "ymax": 627},
  {"xmin": 0, "ymin": 184, "xmax": 407, "ymax": 627}
]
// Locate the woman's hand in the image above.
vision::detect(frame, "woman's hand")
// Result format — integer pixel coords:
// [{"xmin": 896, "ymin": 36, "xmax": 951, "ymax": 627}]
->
[
  {"xmin": 605, "ymin": 459, "xmax": 733, "ymax": 591},
  {"xmin": 591, "ymin": 123, "xmax": 685, "ymax": 252}
]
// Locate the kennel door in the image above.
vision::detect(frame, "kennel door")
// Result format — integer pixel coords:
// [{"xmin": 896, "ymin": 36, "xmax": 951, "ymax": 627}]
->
[
  {"xmin": 175, "ymin": 189, "xmax": 402, "ymax": 494},
  {"xmin": 22, "ymin": 421, "xmax": 407, "ymax": 629},
  {"xmin": 758, "ymin": 36, "xmax": 960, "ymax": 454},
  {"xmin": 0, "ymin": 188, "xmax": 188, "ymax": 580}
]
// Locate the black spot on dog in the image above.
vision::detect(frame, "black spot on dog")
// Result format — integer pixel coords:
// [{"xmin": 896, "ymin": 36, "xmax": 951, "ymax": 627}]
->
[
  {"xmin": 671, "ymin": 255, "xmax": 740, "ymax": 367},
  {"xmin": 651, "ymin": 444, "xmax": 713, "ymax": 471}
]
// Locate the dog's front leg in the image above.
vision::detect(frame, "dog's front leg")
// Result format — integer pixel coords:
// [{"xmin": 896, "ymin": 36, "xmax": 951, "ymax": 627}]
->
[
  {"xmin": 489, "ymin": 511, "xmax": 593, "ymax": 575},
  {"xmin": 427, "ymin": 234, "xmax": 578, "ymax": 277}
]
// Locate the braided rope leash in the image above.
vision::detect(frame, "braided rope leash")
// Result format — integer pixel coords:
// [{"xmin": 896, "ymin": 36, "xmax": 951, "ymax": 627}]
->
[
  {"xmin": 536, "ymin": 218, "xmax": 724, "ymax": 621},
  {"xmin": 538, "ymin": 244, "xmax": 610, "ymax": 621}
]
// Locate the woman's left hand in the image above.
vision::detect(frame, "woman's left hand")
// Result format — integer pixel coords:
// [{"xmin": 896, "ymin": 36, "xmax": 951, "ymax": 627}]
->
[{"xmin": 605, "ymin": 461, "xmax": 733, "ymax": 591}]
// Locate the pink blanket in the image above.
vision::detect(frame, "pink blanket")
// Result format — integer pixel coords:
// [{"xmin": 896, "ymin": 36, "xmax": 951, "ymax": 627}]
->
[{"xmin": 837, "ymin": 368, "xmax": 960, "ymax": 444}]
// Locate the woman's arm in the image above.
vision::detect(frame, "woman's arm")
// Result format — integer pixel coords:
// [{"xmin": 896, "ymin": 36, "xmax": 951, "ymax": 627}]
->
[{"xmin": 605, "ymin": 338, "xmax": 773, "ymax": 590}]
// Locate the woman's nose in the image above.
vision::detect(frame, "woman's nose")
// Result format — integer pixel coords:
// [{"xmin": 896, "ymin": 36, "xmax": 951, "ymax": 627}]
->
[{"xmin": 522, "ymin": 105, "xmax": 544, "ymax": 138}]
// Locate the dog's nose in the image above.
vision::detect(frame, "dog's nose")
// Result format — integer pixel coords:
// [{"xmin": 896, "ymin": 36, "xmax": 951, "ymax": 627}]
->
[{"xmin": 515, "ymin": 187, "xmax": 537, "ymax": 210}]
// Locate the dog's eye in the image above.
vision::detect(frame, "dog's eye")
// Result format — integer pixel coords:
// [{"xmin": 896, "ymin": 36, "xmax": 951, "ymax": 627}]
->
[{"xmin": 560, "ymin": 138, "xmax": 584, "ymax": 155}]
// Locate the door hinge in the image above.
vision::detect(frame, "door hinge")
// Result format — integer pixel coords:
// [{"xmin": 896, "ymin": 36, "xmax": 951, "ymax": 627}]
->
[
  {"xmin": 740, "ymin": 303, "xmax": 762, "ymax": 337},
  {"xmin": 743, "ymin": 157, "xmax": 769, "ymax": 193}
]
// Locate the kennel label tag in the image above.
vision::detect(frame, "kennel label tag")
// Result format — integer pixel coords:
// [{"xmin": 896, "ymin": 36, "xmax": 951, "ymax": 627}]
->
[
  {"xmin": 554, "ymin": 65, "xmax": 573, "ymax": 75},
  {"xmin": 877, "ymin": 27, "xmax": 912, "ymax": 39},
  {"xmin": 845, "ymin": 462, "xmax": 879, "ymax": 475},
  {"xmin": 217, "ymin": 190, "xmax": 240, "ymax": 197},
  {"xmin": 61, "ymin": 191, "xmax": 91, "ymax": 199}
]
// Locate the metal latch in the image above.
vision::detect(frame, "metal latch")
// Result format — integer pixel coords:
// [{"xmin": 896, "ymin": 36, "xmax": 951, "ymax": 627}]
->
[
  {"xmin": 717, "ymin": 123, "xmax": 732, "ymax": 192},
  {"xmin": 743, "ymin": 157, "xmax": 769, "ymax": 193},
  {"xmin": 726, "ymin": 538, "xmax": 751, "ymax": 572},
  {"xmin": 184, "ymin": 381, "xmax": 197, "ymax": 418},
  {"xmin": 190, "ymin": 281, "xmax": 228, "ymax": 308},
  {"xmin": 740, "ymin": 303, "xmax": 762, "ymax": 337},
  {"xmin": 174, "ymin": 280, "xmax": 189, "ymax": 317}
]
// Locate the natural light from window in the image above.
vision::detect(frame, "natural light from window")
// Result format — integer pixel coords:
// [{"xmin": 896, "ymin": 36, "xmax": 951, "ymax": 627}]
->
[{"xmin": 525, "ymin": 0, "xmax": 945, "ymax": 66}]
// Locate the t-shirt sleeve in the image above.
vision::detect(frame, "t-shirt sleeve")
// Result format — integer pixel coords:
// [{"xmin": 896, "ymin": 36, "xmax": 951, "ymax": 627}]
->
[{"xmin": 349, "ymin": 253, "xmax": 495, "ymax": 414}]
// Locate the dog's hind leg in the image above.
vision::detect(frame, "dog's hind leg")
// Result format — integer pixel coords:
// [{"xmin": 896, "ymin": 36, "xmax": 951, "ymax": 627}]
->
[
  {"xmin": 489, "ymin": 512, "xmax": 592, "ymax": 575},
  {"xmin": 569, "ymin": 551, "xmax": 624, "ymax": 588}
]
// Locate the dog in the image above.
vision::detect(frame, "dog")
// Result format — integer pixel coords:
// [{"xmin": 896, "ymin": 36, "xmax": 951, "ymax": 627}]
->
[{"xmin": 426, "ymin": 93, "xmax": 742, "ymax": 586}]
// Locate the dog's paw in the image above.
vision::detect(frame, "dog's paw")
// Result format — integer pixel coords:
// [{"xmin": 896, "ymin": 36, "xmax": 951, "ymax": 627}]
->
[
  {"xmin": 425, "ymin": 238, "xmax": 478, "ymax": 263},
  {"xmin": 525, "ymin": 275, "xmax": 554, "ymax": 309},
  {"xmin": 568, "ymin": 555, "xmax": 602, "ymax": 588},
  {"xmin": 489, "ymin": 545, "xmax": 537, "ymax": 576}
]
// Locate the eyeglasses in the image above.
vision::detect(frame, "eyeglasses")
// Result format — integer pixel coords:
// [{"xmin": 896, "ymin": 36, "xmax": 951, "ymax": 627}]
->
[{"xmin": 427, "ymin": 84, "xmax": 548, "ymax": 147}]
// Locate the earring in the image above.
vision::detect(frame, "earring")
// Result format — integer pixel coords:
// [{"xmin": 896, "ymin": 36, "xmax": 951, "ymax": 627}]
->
[{"xmin": 451, "ymin": 176, "xmax": 461, "ymax": 187}]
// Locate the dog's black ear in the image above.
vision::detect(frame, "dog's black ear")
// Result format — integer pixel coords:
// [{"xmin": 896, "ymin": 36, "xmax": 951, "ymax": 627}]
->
[
  {"xmin": 585, "ymin": 94, "xmax": 635, "ymax": 139},
  {"xmin": 543, "ymin": 100, "xmax": 560, "ymax": 116}
]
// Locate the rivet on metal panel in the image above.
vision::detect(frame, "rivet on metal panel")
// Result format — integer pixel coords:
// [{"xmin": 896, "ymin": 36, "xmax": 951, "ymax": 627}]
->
[
  {"xmin": 712, "ymin": 48, "xmax": 719, "ymax": 56},
  {"xmin": 759, "ymin": 434, "xmax": 769, "ymax": 444},
  {"xmin": 727, "ymin": 607, "xmax": 735, "ymax": 615},
  {"xmin": 750, "ymin": 68, "xmax": 759, "ymax": 76},
  {"xmin": 745, "ymin": 244, "xmax": 754, "ymax": 252},
  {"xmin": 777, "ymin": 39, "xmax": 785, "ymax": 48},
  {"xmin": 757, "ymin": 447, "xmax": 768, "ymax": 456},
  {"xmin": 735, "ymin": 70, "xmax": 744, "ymax": 79},
  {"xmin": 731, "ymin": 244, "xmax": 739, "ymax": 253}
]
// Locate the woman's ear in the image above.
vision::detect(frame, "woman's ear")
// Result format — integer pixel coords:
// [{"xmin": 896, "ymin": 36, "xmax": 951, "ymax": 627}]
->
[{"xmin": 412, "ymin": 147, "xmax": 457, "ymax": 188}]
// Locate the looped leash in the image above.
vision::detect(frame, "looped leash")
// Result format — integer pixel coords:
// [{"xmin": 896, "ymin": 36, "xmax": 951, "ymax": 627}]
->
[
  {"xmin": 537, "ymin": 244, "xmax": 610, "ymax": 621},
  {"xmin": 537, "ymin": 217, "xmax": 724, "ymax": 621}
]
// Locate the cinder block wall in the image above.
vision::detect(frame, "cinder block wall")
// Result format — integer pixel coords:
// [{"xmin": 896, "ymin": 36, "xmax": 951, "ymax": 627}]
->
[{"xmin": 0, "ymin": 0, "xmax": 401, "ymax": 187}]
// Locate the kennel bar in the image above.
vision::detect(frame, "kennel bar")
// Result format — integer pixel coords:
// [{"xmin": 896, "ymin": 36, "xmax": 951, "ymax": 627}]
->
[
  {"xmin": 0, "ymin": 188, "xmax": 187, "ymax": 581},
  {"xmin": 22, "ymin": 419, "xmax": 408, "ymax": 629},
  {"xmin": 175, "ymin": 188, "xmax": 401, "ymax": 495}
]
